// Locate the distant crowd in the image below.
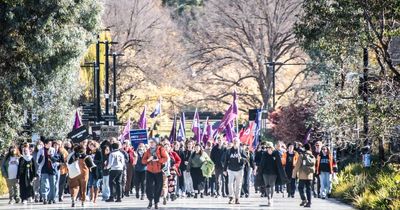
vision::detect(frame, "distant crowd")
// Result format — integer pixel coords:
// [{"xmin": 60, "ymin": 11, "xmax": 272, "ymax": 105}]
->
[{"xmin": 1, "ymin": 136, "xmax": 336, "ymax": 209}]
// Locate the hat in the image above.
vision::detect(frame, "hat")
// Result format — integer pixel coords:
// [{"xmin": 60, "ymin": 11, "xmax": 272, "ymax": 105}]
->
[
  {"xmin": 265, "ymin": 141, "xmax": 274, "ymax": 148},
  {"xmin": 149, "ymin": 138, "xmax": 159, "ymax": 144}
]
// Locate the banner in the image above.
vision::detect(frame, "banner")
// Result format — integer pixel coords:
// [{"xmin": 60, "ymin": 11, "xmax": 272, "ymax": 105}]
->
[{"xmin": 130, "ymin": 129, "xmax": 148, "ymax": 149}]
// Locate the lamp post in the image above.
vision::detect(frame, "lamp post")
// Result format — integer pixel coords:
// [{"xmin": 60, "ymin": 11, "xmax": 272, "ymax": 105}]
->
[
  {"xmin": 265, "ymin": 61, "xmax": 309, "ymax": 109},
  {"xmin": 110, "ymin": 52, "xmax": 124, "ymax": 124}
]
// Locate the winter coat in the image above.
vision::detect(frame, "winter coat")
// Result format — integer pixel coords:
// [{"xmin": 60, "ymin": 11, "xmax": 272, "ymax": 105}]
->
[
  {"xmin": 142, "ymin": 146, "xmax": 168, "ymax": 174},
  {"xmin": 292, "ymin": 150, "xmax": 315, "ymax": 180}
]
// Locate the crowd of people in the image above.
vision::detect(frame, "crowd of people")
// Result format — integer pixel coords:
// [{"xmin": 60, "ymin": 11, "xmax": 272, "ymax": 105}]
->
[{"xmin": 0, "ymin": 135, "xmax": 336, "ymax": 209}]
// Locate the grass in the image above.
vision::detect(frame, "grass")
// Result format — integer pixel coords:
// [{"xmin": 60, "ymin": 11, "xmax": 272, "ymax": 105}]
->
[{"xmin": 332, "ymin": 163, "xmax": 400, "ymax": 210}]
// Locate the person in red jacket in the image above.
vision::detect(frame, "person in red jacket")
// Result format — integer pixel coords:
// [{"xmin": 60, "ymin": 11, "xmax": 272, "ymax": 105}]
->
[
  {"xmin": 142, "ymin": 138, "xmax": 168, "ymax": 209},
  {"xmin": 123, "ymin": 140, "xmax": 136, "ymax": 197}
]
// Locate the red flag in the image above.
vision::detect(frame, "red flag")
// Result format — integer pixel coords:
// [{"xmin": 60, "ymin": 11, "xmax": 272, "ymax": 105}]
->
[{"xmin": 240, "ymin": 122, "xmax": 255, "ymax": 145}]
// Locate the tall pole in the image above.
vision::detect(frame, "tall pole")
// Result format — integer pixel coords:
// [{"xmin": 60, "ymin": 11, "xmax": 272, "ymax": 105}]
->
[
  {"xmin": 112, "ymin": 53, "xmax": 117, "ymax": 124},
  {"xmin": 272, "ymin": 61, "xmax": 276, "ymax": 109},
  {"xmin": 104, "ymin": 40, "xmax": 110, "ymax": 121},
  {"xmin": 363, "ymin": 47, "xmax": 369, "ymax": 141},
  {"xmin": 95, "ymin": 39, "xmax": 101, "ymax": 122}
]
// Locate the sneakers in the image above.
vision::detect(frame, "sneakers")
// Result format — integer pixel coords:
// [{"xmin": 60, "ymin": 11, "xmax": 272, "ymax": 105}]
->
[
  {"xmin": 228, "ymin": 197, "xmax": 234, "ymax": 204},
  {"xmin": 141, "ymin": 195, "xmax": 145, "ymax": 200},
  {"xmin": 235, "ymin": 199, "xmax": 240, "ymax": 204},
  {"xmin": 267, "ymin": 198, "xmax": 271, "ymax": 207},
  {"xmin": 8, "ymin": 199, "xmax": 14, "ymax": 204},
  {"xmin": 304, "ymin": 202, "xmax": 311, "ymax": 208},
  {"xmin": 300, "ymin": 200, "xmax": 307, "ymax": 206},
  {"xmin": 22, "ymin": 200, "xmax": 27, "ymax": 205},
  {"xmin": 154, "ymin": 203, "xmax": 159, "ymax": 209},
  {"xmin": 136, "ymin": 193, "xmax": 140, "ymax": 199},
  {"xmin": 115, "ymin": 199, "xmax": 122, "ymax": 202},
  {"xmin": 105, "ymin": 198, "xmax": 115, "ymax": 202},
  {"xmin": 163, "ymin": 197, "xmax": 167, "ymax": 205},
  {"xmin": 147, "ymin": 201, "xmax": 153, "ymax": 209}
]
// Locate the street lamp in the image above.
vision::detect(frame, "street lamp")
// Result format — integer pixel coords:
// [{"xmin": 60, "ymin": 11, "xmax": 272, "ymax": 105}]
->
[
  {"xmin": 110, "ymin": 52, "xmax": 124, "ymax": 124},
  {"xmin": 265, "ymin": 61, "xmax": 309, "ymax": 109}
]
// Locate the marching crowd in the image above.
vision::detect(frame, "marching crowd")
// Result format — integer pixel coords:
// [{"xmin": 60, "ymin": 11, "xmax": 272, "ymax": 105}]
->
[{"xmin": 0, "ymin": 135, "xmax": 336, "ymax": 209}]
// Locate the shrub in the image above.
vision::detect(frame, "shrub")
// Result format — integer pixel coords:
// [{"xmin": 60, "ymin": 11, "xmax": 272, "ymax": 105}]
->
[
  {"xmin": 0, "ymin": 172, "xmax": 8, "ymax": 195},
  {"xmin": 333, "ymin": 163, "xmax": 400, "ymax": 210}
]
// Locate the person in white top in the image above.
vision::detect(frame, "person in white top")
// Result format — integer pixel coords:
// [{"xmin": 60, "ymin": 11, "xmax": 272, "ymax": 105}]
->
[
  {"xmin": 1, "ymin": 145, "xmax": 21, "ymax": 204},
  {"xmin": 105, "ymin": 142, "xmax": 125, "ymax": 202}
]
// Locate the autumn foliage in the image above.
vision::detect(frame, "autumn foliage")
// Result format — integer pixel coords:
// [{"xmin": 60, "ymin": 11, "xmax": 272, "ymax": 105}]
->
[{"xmin": 269, "ymin": 104, "xmax": 314, "ymax": 144}]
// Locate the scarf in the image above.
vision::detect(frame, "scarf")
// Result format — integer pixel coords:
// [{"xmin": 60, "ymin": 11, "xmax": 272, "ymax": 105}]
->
[{"xmin": 23, "ymin": 155, "xmax": 32, "ymax": 161}]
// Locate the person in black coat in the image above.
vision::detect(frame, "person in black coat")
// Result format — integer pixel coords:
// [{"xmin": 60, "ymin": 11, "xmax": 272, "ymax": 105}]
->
[
  {"xmin": 258, "ymin": 142, "xmax": 288, "ymax": 207},
  {"xmin": 17, "ymin": 143, "xmax": 36, "ymax": 204},
  {"xmin": 210, "ymin": 137, "xmax": 226, "ymax": 198}
]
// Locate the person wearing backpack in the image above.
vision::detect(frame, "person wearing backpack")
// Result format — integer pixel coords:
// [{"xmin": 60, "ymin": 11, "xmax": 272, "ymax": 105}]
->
[{"xmin": 292, "ymin": 143, "xmax": 316, "ymax": 208}]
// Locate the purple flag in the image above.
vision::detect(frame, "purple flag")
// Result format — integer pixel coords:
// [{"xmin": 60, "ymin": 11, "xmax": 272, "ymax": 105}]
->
[
  {"xmin": 225, "ymin": 121, "xmax": 236, "ymax": 142},
  {"xmin": 169, "ymin": 115, "xmax": 177, "ymax": 143},
  {"xmin": 191, "ymin": 108, "xmax": 201, "ymax": 143},
  {"xmin": 138, "ymin": 106, "xmax": 147, "ymax": 130},
  {"xmin": 73, "ymin": 110, "xmax": 82, "ymax": 130},
  {"xmin": 119, "ymin": 118, "xmax": 131, "ymax": 141},
  {"xmin": 201, "ymin": 117, "xmax": 213, "ymax": 144},
  {"xmin": 253, "ymin": 109, "xmax": 262, "ymax": 149},
  {"xmin": 303, "ymin": 126, "xmax": 312, "ymax": 144},
  {"xmin": 177, "ymin": 112, "xmax": 186, "ymax": 141},
  {"xmin": 217, "ymin": 90, "xmax": 238, "ymax": 132}
]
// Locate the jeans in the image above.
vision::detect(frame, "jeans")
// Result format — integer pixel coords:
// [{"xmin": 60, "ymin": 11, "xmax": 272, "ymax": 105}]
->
[
  {"xmin": 228, "ymin": 169, "xmax": 243, "ymax": 199},
  {"xmin": 6, "ymin": 179, "xmax": 19, "ymax": 200},
  {"xmin": 298, "ymin": 180, "xmax": 312, "ymax": 203},
  {"xmin": 183, "ymin": 171, "xmax": 194, "ymax": 194},
  {"xmin": 319, "ymin": 172, "xmax": 331, "ymax": 198},
  {"xmin": 287, "ymin": 178, "xmax": 296, "ymax": 196},
  {"xmin": 58, "ymin": 174, "xmax": 68, "ymax": 199},
  {"xmin": 241, "ymin": 168, "xmax": 251, "ymax": 196},
  {"xmin": 312, "ymin": 173, "xmax": 320, "ymax": 196},
  {"xmin": 146, "ymin": 171, "xmax": 163, "ymax": 204},
  {"xmin": 40, "ymin": 173, "xmax": 56, "ymax": 201},
  {"xmin": 109, "ymin": 170, "xmax": 123, "ymax": 200},
  {"xmin": 54, "ymin": 171, "xmax": 60, "ymax": 199},
  {"xmin": 262, "ymin": 174, "xmax": 277, "ymax": 199},
  {"xmin": 214, "ymin": 167, "xmax": 224, "ymax": 196},
  {"xmin": 102, "ymin": 175, "xmax": 110, "ymax": 200}
]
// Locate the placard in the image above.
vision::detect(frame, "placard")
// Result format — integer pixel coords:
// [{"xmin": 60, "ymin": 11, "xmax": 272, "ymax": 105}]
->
[
  {"xmin": 130, "ymin": 129, "xmax": 148, "ymax": 149},
  {"xmin": 67, "ymin": 126, "xmax": 89, "ymax": 143}
]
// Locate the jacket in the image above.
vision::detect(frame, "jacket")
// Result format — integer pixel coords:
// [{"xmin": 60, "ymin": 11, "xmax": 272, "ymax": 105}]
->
[
  {"xmin": 316, "ymin": 153, "xmax": 334, "ymax": 174},
  {"xmin": 142, "ymin": 146, "xmax": 168, "ymax": 174},
  {"xmin": 210, "ymin": 144, "xmax": 225, "ymax": 169},
  {"xmin": 59, "ymin": 148, "xmax": 69, "ymax": 175},
  {"xmin": 259, "ymin": 150, "xmax": 289, "ymax": 185},
  {"xmin": 224, "ymin": 147, "xmax": 247, "ymax": 172},
  {"xmin": 292, "ymin": 150, "xmax": 315, "ymax": 180},
  {"xmin": 201, "ymin": 159, "xmax": 215, "ymax": 178},
  {"xmin": 282, "ymin": 151, "xmax": 299, "ymax": 168}
]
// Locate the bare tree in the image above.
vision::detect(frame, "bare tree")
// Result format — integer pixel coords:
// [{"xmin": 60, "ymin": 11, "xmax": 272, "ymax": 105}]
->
[
  {"xmin": 185, "ymin": 0, "xmax": 307, "ymax": 109},
  {"xmin": 102, "ymin": 0, "xmax": 188, "ymax": 116}
]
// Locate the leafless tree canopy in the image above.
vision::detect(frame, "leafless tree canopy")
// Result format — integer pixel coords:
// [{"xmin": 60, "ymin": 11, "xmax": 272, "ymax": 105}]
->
[{"xmin": 185, "ymin": 0, "xmax": 305, "ymax": 109}]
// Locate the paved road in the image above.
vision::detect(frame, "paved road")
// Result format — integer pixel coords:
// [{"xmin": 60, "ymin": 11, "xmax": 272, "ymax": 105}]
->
[{"xmin": 0, "ymin": 193, "xmax": 354, "ymax": 210}]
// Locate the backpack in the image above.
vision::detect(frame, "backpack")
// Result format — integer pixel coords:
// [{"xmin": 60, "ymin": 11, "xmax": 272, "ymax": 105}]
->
[{"xmin": 301, "ymin": 152, "xmax": 316, "ymax": 174}]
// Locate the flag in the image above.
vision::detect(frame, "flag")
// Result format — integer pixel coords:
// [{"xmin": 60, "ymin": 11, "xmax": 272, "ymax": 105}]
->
[
  {"xmin": 177, "ymin": 112, "xmax": 186, "ymax": 141},
  {"xmin": 225, "ymin": 121, "xmax": 236, "ymax": 142},
  {"xmin": 201, "ymin": 117, "xmax": 213, "ymax": 144},
  {"xmin": 252, "ymin": 109, "xmax": 262, "ymax": 149},
  {"xmin": 303, "ymin": 126, "xmax": 312, "ymax": 144},
  {"xmin": 73, "ymin": 110, "xmax": 82, "ymax": 130},
  {"xmin": 240, "ymin": 122, "xmax": 255, "ymax": 145},
  {"xmin": 138, "ymin": 106, "xmax": 147, "ymax": 129},
  {"xmin": 191, "ymin": 108, "xmax": 201, "ymax": 143},
  {"xmin": 119, "ymin": 118, "xmax": 131, "ymax": 141},
  {"xmin": 150, "ymin": 98, "xmax": 161, "ymax": 118},
  {"xmin": 169, "ymin": 114, "xmax": 177, "ymax": 143},
  {"xmin": 217, "ymin": 90, "xmax": 238, "ymax": 132}
]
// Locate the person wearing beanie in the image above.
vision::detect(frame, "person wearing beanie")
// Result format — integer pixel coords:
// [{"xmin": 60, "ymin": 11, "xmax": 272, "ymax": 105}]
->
[{"xmin": 292, "ymin": 143, "xmax": 316, "ymax": 208}]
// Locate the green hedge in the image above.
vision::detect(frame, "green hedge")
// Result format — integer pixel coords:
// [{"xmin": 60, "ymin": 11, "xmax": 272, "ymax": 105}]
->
[{"xmin": 332, "ymin": 163, "xmax": 400, "ymax": 210}]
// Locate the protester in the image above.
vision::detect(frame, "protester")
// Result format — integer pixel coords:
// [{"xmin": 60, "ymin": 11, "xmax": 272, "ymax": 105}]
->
[
  {"xmin": 282, "ymin": 143, "xmax": 299, "ymax": 198},
  {"xmin": 56, "ymin": 141, "xmax": 69, "ymax": 202},
  {"xmin": 183, "ymin": 140, "xmax": 195, "ymax": 197},
  {"xmin": 67, "ymin": 144, "xmax": 95, "ymax": 207},
  {"xmin": 106, "ymin": 142, "xmax": 125, "ymax": 202},
  {"xmin": 188, "ymin": 143, "xmax": 209, "ymax": 199},
  {"xmin": 259, "ymin": 141, "xmax": 288, "ymax": 206},
  {"xmin": 101, "ymin": 143, "xmax": 111, "ymax": 201},
  {"xmin": 18, "ymin": 143, "xmax": 36, "ymax": 204},
  {"xmin": 223, "ymin": 138, "xmax": 247, "ymax": 204},
  {"xmin": 316, "ymin": 145, "xmax": 334, "ymax": 199},
  {"xmin": 38, "ymin": 139, "xmax": 60, "ymax": 204},
  {"xmin": 32, "ymin": 141, "xmax": 43, "ymax": 202},
  {"xmin": 1, "ymin": 145, "xmax": 21, "ymax": 204},
  {"xmin": 134, "ymin": 143, "xmax": 147, "ymax": 200},
  {"xmin": 164, "ymin": 141, "xmax": 181, "ymax": 203},
  {"xmin": 292, "ymin": 143, "xmax": 316, "ymax": 208},
  {"xmin": 275, "ymin": 141, "xmax": 286, "ymax": 196},
  {"xmin": 312, "ymin": 141, "xmax": 322, "ymax": 198},
  {"xmin": 142, "ymin": 138, "xmax": 168, "ymax": 209},
  {"xmin": 210, "ymin": 137, "xmax": 226, "ymax": 198},
  {"xmin": 88, "ymin": 141, "xmax": 102, "ymax": 203},
  {"xmin": 174, "ymin": 141, "xmax": 186, "ymax": 197},
  {"xmin": 123, "ymin": 140, "xmax": 136, "ymax": 197},
  {"xmin": 241, "ymin": 144, "xmax": 254, "ymax": 198}
]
